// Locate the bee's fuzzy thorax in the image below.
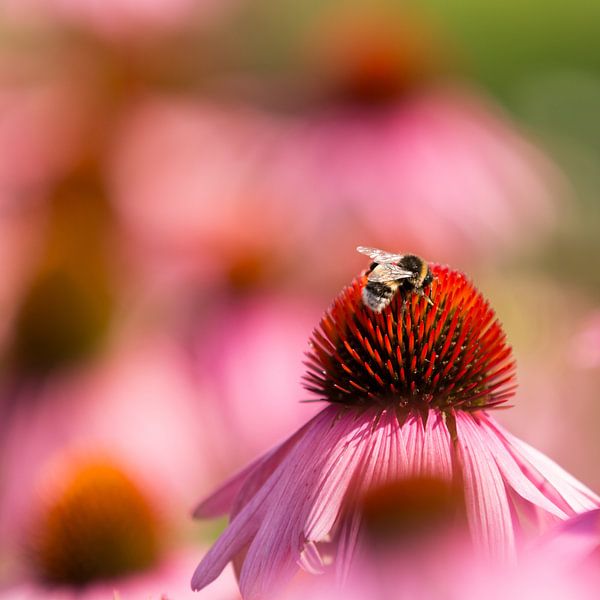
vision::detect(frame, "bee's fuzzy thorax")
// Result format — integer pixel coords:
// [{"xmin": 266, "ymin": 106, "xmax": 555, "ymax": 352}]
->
[{"xmin": 304, "ymin": 265, "xmax": 516, "ymax": 412}]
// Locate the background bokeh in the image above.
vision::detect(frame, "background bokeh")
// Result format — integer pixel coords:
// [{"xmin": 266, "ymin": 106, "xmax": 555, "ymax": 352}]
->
[{"xmin": 1, "ymin": 0, "xmax": 599, "ymax": 597}]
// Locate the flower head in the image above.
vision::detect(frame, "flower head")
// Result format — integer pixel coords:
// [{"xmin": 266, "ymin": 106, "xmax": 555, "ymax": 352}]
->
[
  {"xmin": 30, "ymin": 459, "xmax": 162, "ymax": 586},
  {"xmin": 304, "ymin": 265, "xmax": 515, "ymax": 413},
  {"xmin": 191, "ymin": 260, "xmax": 599, "ymax": 599},
  {"xmin": 2, "ymin": 454, "xmax": 239, "ymax": 600}
]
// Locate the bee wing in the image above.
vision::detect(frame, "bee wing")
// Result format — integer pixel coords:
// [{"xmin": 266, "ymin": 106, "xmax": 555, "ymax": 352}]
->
[
  {"xmin": 357, "ymin": 246, "xmax": 404, "ymax": 264},
  {"xmin": 367, "ymin": 264, "xmax": 413, "ymax": 283}
]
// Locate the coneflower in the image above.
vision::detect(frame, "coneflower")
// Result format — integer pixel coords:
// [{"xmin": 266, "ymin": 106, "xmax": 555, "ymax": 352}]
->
[{"xmin": 192, "ymin": 261, "xmax": 599, "ymax": 599}]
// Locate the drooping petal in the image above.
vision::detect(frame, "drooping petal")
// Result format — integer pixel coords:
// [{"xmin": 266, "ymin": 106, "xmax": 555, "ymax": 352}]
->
[
  {"xmin": 488, "ymin": 419, "xmax": 600, "ymax": 514},
  {"xmin": 194, "ymin": 417, "xmax": 316, "ymax": 519},
  {"xmin": 456, "ymin": 412, "xmax": 516, "ymax": 562},
  {"xmin": 238, "ymin": 408, "xmax": 373, "ymax": 599},
  {"xmin": 191, "ymin": 500, "xmax": 263, "ymax": 591},
  {"xmin": 298, "ymin": 541, "xmax": 325, "ymax": 575},
  {"xmin": 192, "ymin": 409, "xmax": 342, "ymax": 591},
  {"xmin": 474, "ymin": 415, "xmax": 567, "ymax": 519},
  {"xmin": 331, "ymin": 411, "xmax": 395, "ymax": 585}
]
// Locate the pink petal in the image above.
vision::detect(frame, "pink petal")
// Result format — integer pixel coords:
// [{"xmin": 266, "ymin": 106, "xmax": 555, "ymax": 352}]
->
[
  {"xmin": 191, "ymin": 502, "xmax": 263, "ymax": 591},
  {"xmin": 192, "ymin": 409, "xmax": 338, "ymax": 591},
  {"xmin": 489, "ymin": 420, "xmax": 600, "ymax": 514},
  {"xmin": 193, "ymin": 416, "xmax": 315, "ymax": 518},
  {"xmin": 475, "ymin": 415, "xmax": 566, "ymax": 519},
  {"xmin": 402, "ymin": 413, "xmax": 425, "ymax": 477},
  {"xmin": 539, "ymin": 509, "xmax": 600, "ymax": 565},
  {"xmin": 335, "ymin": 511, "xmax": 362, "ymax": 586},
  {"xmin": 238, "ymin": 408, "xmax": 370, "ymax": 599},
  {"xmin": 421, "ymin": 411, "xmax": 455, "ymax": 478},
  {"xmin": 298, "ymin": 541, "xmax": 325, "ymax": 575},
  {"xmin": 456, "ymin": 412, "xmax": 516, "ymax": 561},
  {"xmin": 334, "ymin": 410, "xmax": 399, "ymax": 583}
]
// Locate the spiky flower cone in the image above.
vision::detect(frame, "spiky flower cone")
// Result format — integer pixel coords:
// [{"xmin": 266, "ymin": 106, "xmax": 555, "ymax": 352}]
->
[
  {"xmin": 192, "ymin": 262, "xmax": 599, "ymax": 600},
  {"xmin": 305, "ymin": 265, "xmax": 515, "ymax": 413}
]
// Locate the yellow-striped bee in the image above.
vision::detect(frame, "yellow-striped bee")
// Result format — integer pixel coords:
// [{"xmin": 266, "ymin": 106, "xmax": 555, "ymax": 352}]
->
[{"xmin": 357, "ymin": 246, "xmax": 434, "ymax": 312}]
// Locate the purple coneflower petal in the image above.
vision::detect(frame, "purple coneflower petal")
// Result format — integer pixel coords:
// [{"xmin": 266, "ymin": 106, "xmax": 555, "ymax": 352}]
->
[
  {"xmin": 238, "ymin": 408, "xmax": 371, "ymax": 599},
  {"xmin": 473, "ymin": 416, "xmax": 566, "ymax": 518},
  {"xmin": 456, "ymin": 412, "xmax": 516, "ymax": 562},
  {"xmin": 489, "ymin": 420, "xmax": 599, "ymax": 513},
  {"xmin": 194, "ymin": 420, "xmax": 313, "ymax": 519}
]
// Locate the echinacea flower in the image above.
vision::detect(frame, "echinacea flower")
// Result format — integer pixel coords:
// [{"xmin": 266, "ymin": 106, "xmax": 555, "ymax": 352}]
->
[
  {"xmin": 251, "ymin": 4, "xmax": 563, "ymax": 265},
  {"xmin": 1, "ymin": 456, "xmax": 240, "ymax": 599},
  {"xmin": 191, "ymin": 261, "xmax": 600, "ymax": 599}
]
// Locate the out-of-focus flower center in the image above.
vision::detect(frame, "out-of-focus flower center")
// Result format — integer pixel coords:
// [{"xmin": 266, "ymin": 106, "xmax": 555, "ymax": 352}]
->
[
  {"xmin": 304, "ymin": 265, "xmax": 516, "ymax": 411},
  {"xmin": 11, "ymin": 175, "xmax": 114, "ymax": 375},
  {"xmin": 30, "ymin": 460, "xmax": 161, "ymax": 586},
  {"xmin": 360, "ymin": 476, "xmax": 466, "ymax": 546},
  {"xmin": 311, "ymin": 9, "xmax": 445, "ymax": 105}
]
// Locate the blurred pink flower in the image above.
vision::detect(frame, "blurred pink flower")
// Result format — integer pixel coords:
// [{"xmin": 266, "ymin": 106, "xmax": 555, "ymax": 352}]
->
[
  {"xmin": 0, "ymin": 457, "xmax": 239, "ymax": 599},
  {"xmin": 111, "ymin": 89, "xmax": 562, "ymax": 280},
  {"xmin": 276, "ymin": 474, "xmax": 600, "ymax": 600},
  {"xmin": 267, "ymin": 86, "xmax": 562, "ymax": 264},
  {"xmin": 2, "ymin": 0, "xmax": 231, "ymax": 39},
  {"xmin": 0, "ymin": 333, "xmax": 218, "ymax": 548},
  {"xmin": 110, "ymin": 98, "xmax": 318, "ymax": 286},
  {"xmin": 4, "ymin": 553, "xmax": 238, "ymax": 600},
  {"xmin": 0, "ymin": 82, "xmax": 84, "ymax": 201},
  {"xmin": 536, "ymin": 508, "xmax": 600, "ymax": 567},
  {"xmin": 0, "ymin": 75, "xmax": 108, "ymax": 353},
  {"xmin": 280, "ymin": 532, "xmax": 600, "ymax": 600},
  {"xmin": 569, "ymin": 312, "xmax": 600, "ymax": 369},
  {"xmin": 193, "ymin": 296, "xmax": 323, "ymax": 474},
  {"xmin": 191, "ymin": 265, "xmax": 599, "ymax": 598}
]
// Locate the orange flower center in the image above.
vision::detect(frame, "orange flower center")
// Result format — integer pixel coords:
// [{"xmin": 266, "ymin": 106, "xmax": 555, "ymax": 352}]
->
[
  {"xmin": 30, "ymin": 461, "xmax": 161, "ymax": 586},
  {"xmin": 360, "ymin": 476, "xmax": 466, "ymax": 545}
]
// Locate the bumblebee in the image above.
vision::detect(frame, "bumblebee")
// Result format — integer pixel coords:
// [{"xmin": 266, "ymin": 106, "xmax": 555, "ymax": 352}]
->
[{"xmin": 357, "ymin": 246, "xmax": 434, "ymax": 312}]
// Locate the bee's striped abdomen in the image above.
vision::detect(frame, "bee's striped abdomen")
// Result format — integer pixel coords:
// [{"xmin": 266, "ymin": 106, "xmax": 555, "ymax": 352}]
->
[{"xmin": 362, "ymin": 282, "xmax": 396, "ymax": 312}]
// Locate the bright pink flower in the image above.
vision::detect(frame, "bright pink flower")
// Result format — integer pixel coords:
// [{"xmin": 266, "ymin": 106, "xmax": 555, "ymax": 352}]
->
[{"xmin": 191, "ymin": 262, "xmax": 599, "ymax": 599}]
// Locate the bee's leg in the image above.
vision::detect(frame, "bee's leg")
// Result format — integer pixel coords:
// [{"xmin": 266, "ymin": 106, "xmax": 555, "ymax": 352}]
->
[
  {"xmin": 399, "ymin": 297, "xmax": 405, "ymax": 320},
  {"xmin": 416, "ymin": 288, "xmax": 434, "ymax": 307}
]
